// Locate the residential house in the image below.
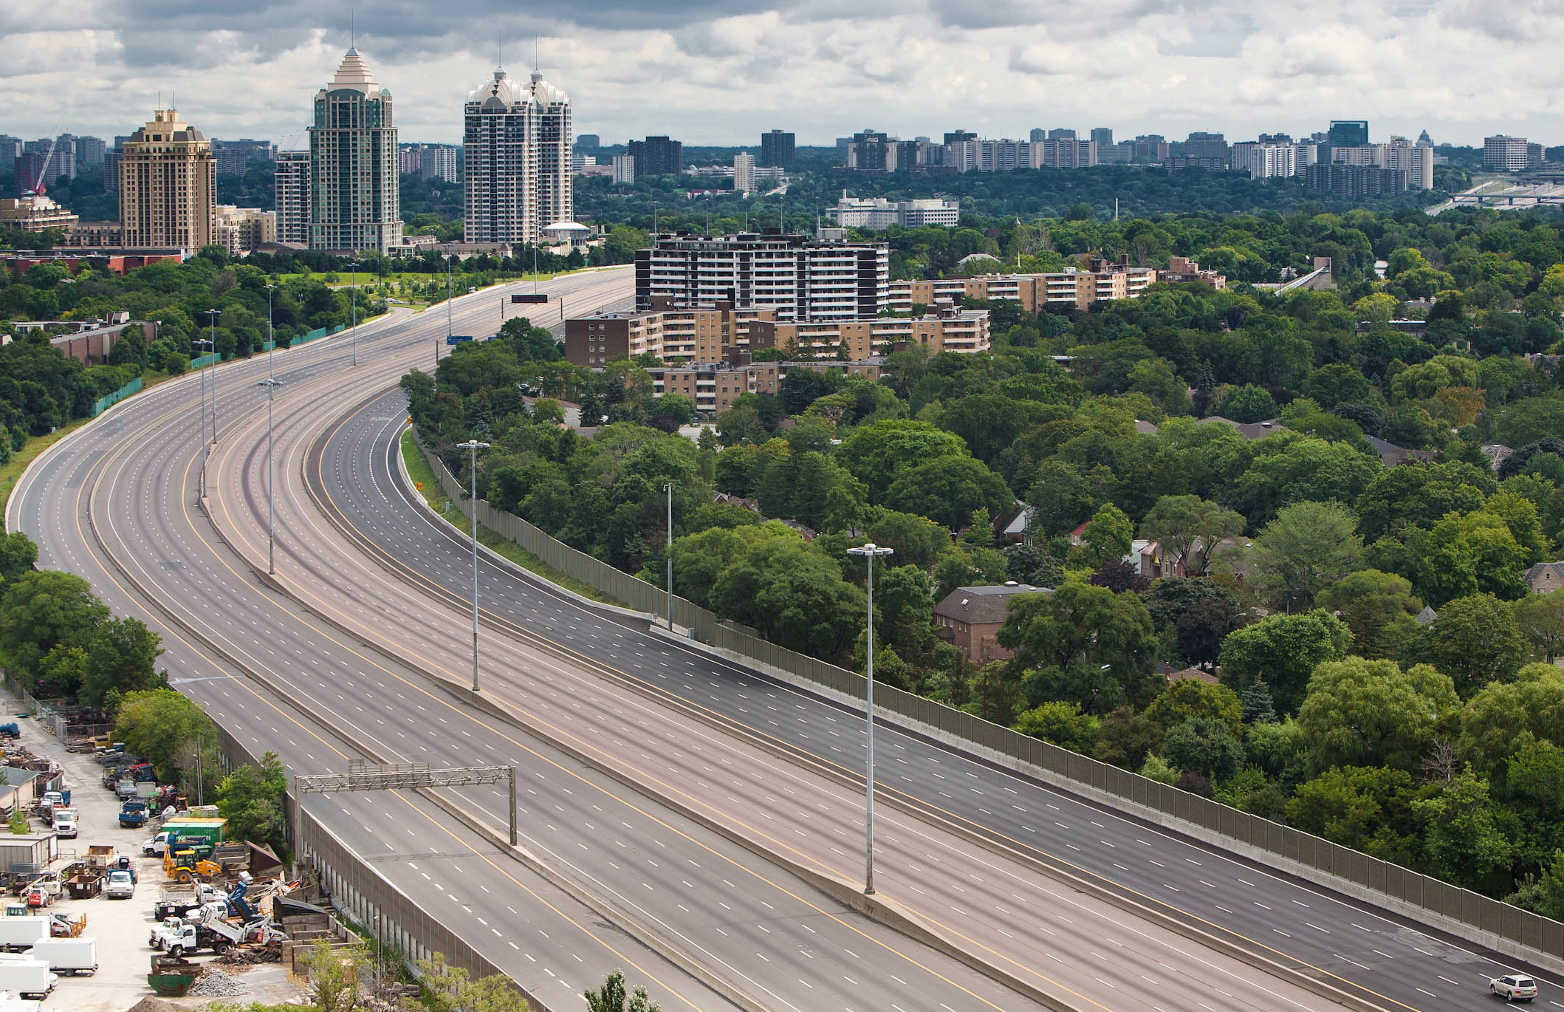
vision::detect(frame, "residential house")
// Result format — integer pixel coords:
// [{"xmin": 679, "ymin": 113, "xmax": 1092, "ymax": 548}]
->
[
  {"xmin": 1525, "ymin": 561, "xmax": 1564, "ymax": 594},
  {"xmin": 933, "ymin": 583, "xmax": 1048, "ymax": 663}
]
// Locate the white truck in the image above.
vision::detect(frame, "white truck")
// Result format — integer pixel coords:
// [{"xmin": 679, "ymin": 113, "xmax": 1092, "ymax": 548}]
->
[
  {"xmin": 26, "ymin": 938, "xmax": 95, "ymax": 976},
  {"xmin": 150, "ymin": 903, "xmax": 245, "ymax": 957},
  {"xmin": 0, "ymin": 958, "xmax": 56, "ymax": 998},
  {"xmin": 49, "ymin": 809, "xmax": 76, "ymax": 839},
  {"xmin": 0, "ymin": 918, "xmax": 48, "ymax": 952}
]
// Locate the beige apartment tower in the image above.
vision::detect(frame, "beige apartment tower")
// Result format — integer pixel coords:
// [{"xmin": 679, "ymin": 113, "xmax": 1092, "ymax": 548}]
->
[
  {"xmin": 118, "ymin": 109, "xmax": 216, "ymax": 249},
  {"xmin": 463, "ymin": 65, "xmax": 573, "ymax": 244},
  {"xmin": 309, "ymin": 48, "xmax": 402, "ymax": 253}
]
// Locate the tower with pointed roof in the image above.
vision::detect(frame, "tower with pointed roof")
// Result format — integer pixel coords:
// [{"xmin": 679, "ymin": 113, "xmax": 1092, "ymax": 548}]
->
[
  {"xmin": 308, "ymin": 46, "xmax": 402, "ymax": 253},
  {"xmin": 462, "ymin": 62, "xmax": 571, "ymax": 245}
]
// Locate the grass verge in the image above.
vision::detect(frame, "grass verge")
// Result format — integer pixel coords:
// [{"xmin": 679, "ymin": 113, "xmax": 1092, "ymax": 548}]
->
[
  {"xmin": 1, "ymin": 417, "xmax": 94, "ymax": 514},
  {"xmin": 399, "ymin": 429, "xmax": 624, "ymax": 608}
]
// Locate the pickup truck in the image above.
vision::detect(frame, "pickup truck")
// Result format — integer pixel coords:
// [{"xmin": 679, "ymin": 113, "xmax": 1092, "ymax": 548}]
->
[{"xmin": 115, "ymin": 779, "xmax": 139, "ymax": 801}]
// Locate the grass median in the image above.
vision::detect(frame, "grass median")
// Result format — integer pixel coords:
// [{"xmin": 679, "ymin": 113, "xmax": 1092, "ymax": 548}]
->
[{"xmin": 399, "ymin": 429, "xmax": 623, "ymax": 608}]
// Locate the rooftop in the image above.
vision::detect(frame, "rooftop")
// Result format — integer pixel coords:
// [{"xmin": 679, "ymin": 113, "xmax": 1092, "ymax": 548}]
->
[{"xmin": 934, "ymin": 583, "xmax": 1049, "ymax": 625}]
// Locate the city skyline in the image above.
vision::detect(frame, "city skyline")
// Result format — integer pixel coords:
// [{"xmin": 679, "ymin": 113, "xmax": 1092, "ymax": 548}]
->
[{"xmin": 1, "ymin": 4, "xmax": 1561, "ymax": 148}]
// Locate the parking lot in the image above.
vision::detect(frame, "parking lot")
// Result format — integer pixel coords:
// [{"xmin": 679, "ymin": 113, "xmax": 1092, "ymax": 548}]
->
[{"xmin": 3, "ymin": 691, "xmax": 303, "ymax": 1010}]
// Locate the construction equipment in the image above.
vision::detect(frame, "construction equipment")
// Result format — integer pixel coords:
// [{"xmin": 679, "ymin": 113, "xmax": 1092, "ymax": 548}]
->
[
  {"xmin": 48, "ymin": 913, "xmax": 85, "ymax": 938},
  {"xmin": 21, "ymin": 137, "xmax": 57, "ymax": 197}
]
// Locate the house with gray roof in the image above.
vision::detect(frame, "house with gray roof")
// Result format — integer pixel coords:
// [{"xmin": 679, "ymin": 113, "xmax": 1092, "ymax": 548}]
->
[{"xmin": 933, "ymin": 583, "xmax": 1049, "ymax": 663}]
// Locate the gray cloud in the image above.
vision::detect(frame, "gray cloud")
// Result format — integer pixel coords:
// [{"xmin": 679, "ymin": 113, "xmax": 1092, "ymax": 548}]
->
[{"xmin": 0, "ymin": 1, "xmax": 1557, "ymax": 149}]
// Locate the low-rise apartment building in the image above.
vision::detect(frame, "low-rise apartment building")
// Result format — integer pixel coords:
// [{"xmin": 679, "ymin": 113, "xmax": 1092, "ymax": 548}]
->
[
  {"xmin": 886, "ymin": 256, "xmax": 1161, "ymax": 313},
  {"xmin": 567, "ymin": 298, "xmax": 987, "ymax": 367},
  {"xmin": 749, "ymin": 302, "xmax": 989, "ymax": 359},
  {"xmin": 650, "ymin": 359, "xmax": 883, "ymax": 416},
  {"xmin": 565, "ymin": 299, "xmax": 776, "ymax": 368}
]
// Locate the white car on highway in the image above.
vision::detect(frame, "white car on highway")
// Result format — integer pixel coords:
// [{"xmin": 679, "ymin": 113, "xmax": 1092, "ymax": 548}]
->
[{"xmin": 1491, "ymin": 973, "xmax": 1538, "ymax": 1002}]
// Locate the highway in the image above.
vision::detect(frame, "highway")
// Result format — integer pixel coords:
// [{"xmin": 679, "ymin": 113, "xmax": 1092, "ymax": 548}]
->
[
  {"xmin": 9, "ymin": 270, "xmax": 1043, "ymax": 1012},
  {"xmin": 284, "ymin": 353, "xmax": 1563, "ymax": 1009},
  {"xmin": 201, "ymin": 375, "xmax": 1337, "ymax": 1012},
  {"xmin": 10, "ymin": 258, "xmax": 1553, "ymax": 1010}
]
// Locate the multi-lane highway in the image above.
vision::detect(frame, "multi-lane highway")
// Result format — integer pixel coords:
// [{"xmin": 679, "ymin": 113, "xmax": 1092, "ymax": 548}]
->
[
  {"xmin": 9, "ymin": 261, "xmax": 1554, "ymax": 1011},
  {"xmin": 8, "ymin": 270, "xmax": 1058, "ymax": 1012},
  {"xmin": 282, "ymin": 357, "xmax": 1562, "ymax": 1008}
]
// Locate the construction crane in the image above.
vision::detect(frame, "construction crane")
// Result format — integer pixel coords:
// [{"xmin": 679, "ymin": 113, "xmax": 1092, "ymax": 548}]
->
[{"xmin": 23, "ymin": 136, "xmax": 59, "ymax": 197}]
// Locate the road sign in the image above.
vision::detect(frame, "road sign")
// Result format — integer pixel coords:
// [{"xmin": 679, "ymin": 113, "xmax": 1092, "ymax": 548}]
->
[
  {"xmin": 445, "ymin": 335, "xmax": 474, "ymax": 346},
  {"xmin": 511, "ymin": 293, "xmax": 548, "ymax": 304}
]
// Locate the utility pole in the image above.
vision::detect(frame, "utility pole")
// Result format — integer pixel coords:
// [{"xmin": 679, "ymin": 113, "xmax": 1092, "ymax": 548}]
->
[
  {"xmin": 456, "ymin": 439, "xmax": 491, "ymax": 692},
  {"xmin": 261, "ymin": 285, "xmax": 280, "ymax": 573},
  {"xmin": 846, "ymin": 542, "xmax": 893, "ymax": 895}
]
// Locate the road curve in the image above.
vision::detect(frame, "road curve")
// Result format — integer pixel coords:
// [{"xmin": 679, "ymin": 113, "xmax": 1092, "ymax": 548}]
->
[
  {"xmin": 293, "ymin": 375, "xmax": 1560, "ymax": 1011},
  {"xmin": 11, "ymin": 270, "xmax": 1041, "ymax": 1012}
]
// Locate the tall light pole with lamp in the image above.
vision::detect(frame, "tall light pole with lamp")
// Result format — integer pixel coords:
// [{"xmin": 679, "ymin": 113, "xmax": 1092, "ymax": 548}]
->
[
  {"xmin": 201, "ymin": 308, "xmax": 221, "ymax": 443},
  {"xmin": 456, "ymin": 439, "xmax": 491, "ymax": 692},
  {"xmin": 346, "ymin": 261, "xmax": 361, "ymax": 366},
  {"xmin": 192, "ymin": 332, "xmax": 213, "ymax": 500},
  {"xmin": 846, "ymin": 541, "xmax": 893, "ymax": 895}
]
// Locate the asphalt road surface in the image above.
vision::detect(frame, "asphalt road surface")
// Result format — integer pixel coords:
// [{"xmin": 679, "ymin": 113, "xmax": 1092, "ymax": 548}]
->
[{"xmin": 303, "ymin": 381, "xmax": 1562, "ymax": 1011}]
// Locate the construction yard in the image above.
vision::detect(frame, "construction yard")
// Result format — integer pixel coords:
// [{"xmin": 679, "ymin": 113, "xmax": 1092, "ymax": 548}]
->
[{"xmin": 0, "ymin": 689, "xmax": 319, "ymax": 1010}]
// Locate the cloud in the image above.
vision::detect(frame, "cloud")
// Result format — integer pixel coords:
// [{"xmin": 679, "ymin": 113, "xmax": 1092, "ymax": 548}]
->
[{"xmin": 0, "ymin": 1, "xmax": 1557, "ymax": 149}]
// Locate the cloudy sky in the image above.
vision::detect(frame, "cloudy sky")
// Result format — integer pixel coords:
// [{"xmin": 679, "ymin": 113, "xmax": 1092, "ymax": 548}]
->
[{"xmin": 1, "ymin": 1, "xmax": 1559, "ymax": 148}]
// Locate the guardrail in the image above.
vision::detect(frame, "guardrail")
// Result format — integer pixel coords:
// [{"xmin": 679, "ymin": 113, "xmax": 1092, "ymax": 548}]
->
[
  {"xmin": 415, "ymin": 431, "xmax": 1564, "ymax": 970},
  {"xmin": 210, "ymin": 722, "xmax": 550, "ymax": 1010}
]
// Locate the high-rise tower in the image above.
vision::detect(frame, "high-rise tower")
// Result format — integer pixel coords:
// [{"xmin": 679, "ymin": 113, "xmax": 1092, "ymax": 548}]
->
[
  {"xmin": 308, "ymin": 47, "xmax": 401, "ymax": 253},
  {"xmin": 463, "ymin": 63, "xmax": 572, "ymax": 244},
  {"xmin": 119, "ymin": 109, "xmax": 216, "ymax": 249}
]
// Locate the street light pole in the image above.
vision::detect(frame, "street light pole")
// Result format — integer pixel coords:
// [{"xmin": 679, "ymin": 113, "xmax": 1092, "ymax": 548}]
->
[
  {"xmin": 846, "ymin": 541, "xmax": 893, "ymax": 895},
  {"xmin": 202, "ymin": 309, "xmax": 221, "ymax": 443},
  {"xmin": 194, "ymin": 333, "xmax": 211, "ymax": 500},
  {"xmin": 265, "ymin": 285, "xmax": 278, "ymax": 573},
  {"xmin": 664, "ymin": 482, "xmax": 673, "ymax": 631},
  {"xmin": 456, "ymin": 439, "xmax": 491, "ymax": 692},
  {"xmin": 441, "ymin": 257, "xmax": 452, "ymax": 369},
  {"xmin": 347, "ymin": 261, "xmax": 361, "ymax": 366}
]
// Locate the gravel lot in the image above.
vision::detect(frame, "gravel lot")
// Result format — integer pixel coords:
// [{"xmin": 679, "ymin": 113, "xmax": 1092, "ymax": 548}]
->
[{"xmin": 2, "ymin": 691, "xmax": 305, "ymax": 1010}]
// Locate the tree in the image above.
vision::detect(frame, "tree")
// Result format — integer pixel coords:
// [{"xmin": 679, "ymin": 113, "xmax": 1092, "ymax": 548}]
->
[
  {"xmin": 216, "ymin": 752, "xmax": 288, "ymax": 854},
  {"xmin": 1141, "ymin": 578, "xmax": 1246, "ymax": 666},
  {"xmin": 114, "ymin": 688, "xmax": 213, "ymax": 784},
  {"xmin": 709, "ymin": 539, "xmax": 864, "ymax": 662},
  {"xmin": 1142, "ymin": 678, "xmax": 1242, "ymax": 734},
  {"xmin": 1314, "ymin": 569, "xmax": 1422, "ymax": 659},
  {"xmin": 1229, "ymin": 434, "xmax": 1378, "ymax": 527},
  {"xmin": 1240, "ymin": 501, "xmax": 1360, "ymax": 613},
  {"xmin": 835, "ymin": 420, "xmax": 970, "ymax": 499},
  {"xmin": 420, "ymin": 952, "xmax": 533, "ymax": 1012},
  {"xmin": 1070, "ymin": 503, "xmax": 1132, "ymax": 570},
  {"xmin": 0, "ymin": 570, "xmax": 108, "ymax": 692},
  {"xmin": 883, "ymin": 455, "xmax": 1012, "ymax": 529},
  {"xmin": 585, "ymin": 971, "xmax": 661, "ymax": 1012},
  {"xmin": 1127, "ymin": 358, "xmax": 1192, "ymax": 416},
  {"xmin": 1507, "ymin": 849, "xmax": 1564, "ymax": 921},
  {"xmin": 301, "ymin": 937, "xmax": 370, "ymax": 1012},
  {"xmin": 1354, "ymin": 461, "xmax": 1493, "ymax": 543},
  {"xmin": 1013, "ymin": 700, "xmax": 1098, "ymax": 753},
  {"xmin": 78, "ymin": 617, "xmax": 163, "ymax": 711},
  {"xmin": 1514, "ymin": 589, "xmax": 1564, "ymax": 663},
  {"xmin": 997, "ymin": 576, "xmax": 1161, "ymax": 712},
  {"xmin": 1285, "ymin": 766, "xmax": 1419, "ymax": 863},
  {"xmin": 1093, "ymin": 706, "xmax": 1163, "ymax": 770},
  {"xmin": 1217, "ymin": 610, "xmax": 1352, "ymax": 716},
  {"xmin": 1412, "ymin": 767, "xmax": 1514, "ymax": 892},
  {"xmin": 1458, "ymin": 663, "xmax": 1564, "ymax": 782},
  {"xmin": 1212, "ymin": 383, "xmax": 1277, "ymax": 423},
  {"xmin": 1159, "ymin": 716, "xmax": 1244, "ymax": 781},
  {"xmin": 1137, "ymin": 495, "xmax": 1244, "ymax": 577},
  {"xmin": 0, "ymin": 532, "xmax": 37, "ymax": 585},
  {"xmin": 643, "ymin": 394, "xmax": 696, "ymax": 434},
  {"xmin": 1427, "ymin": 594, "xmax": 1531, "ymax": 695},
  {"xmin": 1296, "ymin": 659, "xmax": 1458, "ymax": 773},
  {"xmin": 1240, "ymin": 681, "xmax": 1276, "ymax": 724}
]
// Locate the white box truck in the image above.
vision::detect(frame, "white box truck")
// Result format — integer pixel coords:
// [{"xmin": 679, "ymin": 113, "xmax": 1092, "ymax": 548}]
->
[
  {"xmin": 0, "ymin": 958, "xmax": 55, "ymax": 998},
  {"xmin": 0, "ymin": 918, "xmax": 48, "ymax": 952},
  {"xmin": 27, "ymin": 937, "xmax": 95, "ymax": 975}
]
